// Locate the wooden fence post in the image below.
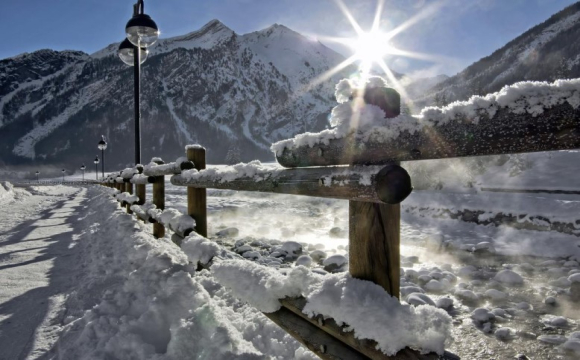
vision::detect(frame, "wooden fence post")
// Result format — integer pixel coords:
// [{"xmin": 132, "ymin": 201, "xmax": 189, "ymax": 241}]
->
[
  {"xmin": 136, "ymin": 184, "xmax": 146, "ymax": 205},
  {"xmin": 152, "ymin": 158, "xmax": 165, "ymax": 238},
  {"xmin": 349, "ymin": 202, "xmax": 400, "ymax": 298},
  {"xmin": 125, "ymin": 182, "xmax": 133, "ymax": 214},
  {"xmin": 186, "ymin": 146, "xmax": 207, "ymax": 237}
]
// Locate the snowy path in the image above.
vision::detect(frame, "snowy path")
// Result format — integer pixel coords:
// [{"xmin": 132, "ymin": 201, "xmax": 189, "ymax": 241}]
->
[{"xmin": 0, "ymin": 187, "xmax": 86, "ymax": 360}]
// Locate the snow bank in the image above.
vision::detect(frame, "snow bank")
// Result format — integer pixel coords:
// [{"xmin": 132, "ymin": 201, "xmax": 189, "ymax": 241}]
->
[
  {"xmin": 211, "ymin": 259, "xmax": 451, "ymax": 356},
  {"xmin": 54, "ymin": 187, "xmax": 315, "ymax": 359},
  {"xmin": 271, "ymin": 77, "xmax": 580, "ymax": 156},
  {"xmin": 0, "ymin": 181, "xmax": 15, "ymax": 203}
]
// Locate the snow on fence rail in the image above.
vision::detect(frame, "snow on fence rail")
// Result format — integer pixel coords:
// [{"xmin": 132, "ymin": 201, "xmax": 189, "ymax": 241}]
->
[
  {"xmin": 171, "ymin": 162, "xmax": 412, "ymax": 204},
  {"xmin": 273, "ymin": 78, "xmax": 580, "ymax": 168},
  {"xmin": 97, "ymin": 77, "xmax": 580, "ymax": 359}
]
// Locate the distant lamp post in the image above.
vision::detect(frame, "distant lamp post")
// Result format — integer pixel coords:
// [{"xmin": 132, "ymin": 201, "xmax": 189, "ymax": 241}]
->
[
  {"xmin": 98, "ymin": 136, "xmax": 107, "ymax": 178},
  {"xmin": 35, "ymin": 171, "xmax": 39, "ymax": 183},
  {"xmin": 81, "ymin": 164, "xmax": 86, "ymax": 181},
  {"xmin": 62, "ymin": 169, "xmax": 65, "ymax": 182},
  {"xmin": 118, "ymin": 0, "xmax": 159, "ymax": 165},
  {"xmin": 94, "ymin": 156, "xmax": 100, "ymax": 180}
]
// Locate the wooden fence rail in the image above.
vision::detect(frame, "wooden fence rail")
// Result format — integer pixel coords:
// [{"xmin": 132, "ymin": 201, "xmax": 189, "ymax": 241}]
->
[{"xmin": 275, "ymin": 102, "xmax": 580, "ymax": 168}]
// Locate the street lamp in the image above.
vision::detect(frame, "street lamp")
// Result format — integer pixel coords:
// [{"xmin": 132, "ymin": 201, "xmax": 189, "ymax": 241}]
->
[
  {"xmin": 81, "ymin": 164, "xmax": 86, "ymax": 181},
  {"xmin": 98, "ymin": 135, "xmax": 107, "ymax": 178},
  {"xmin": 94, "ymin": 156, "xmax": 100, "ymax": 180},
  {"xmin": 35, "ymin": 171, "xmax": 39, "ymax": 182},
  {"xmin": 62, "ymin": 169, "xmax": 65, "ymax": 182},
  {"xmin": 118, "ymin": 0, "xmax": 159, "ymax": 165}
]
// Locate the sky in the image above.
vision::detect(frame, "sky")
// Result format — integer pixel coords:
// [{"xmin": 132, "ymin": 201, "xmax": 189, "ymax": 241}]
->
[{"xmin": 0, "ymin": 0, "xmax": 577, "ymax": 76}]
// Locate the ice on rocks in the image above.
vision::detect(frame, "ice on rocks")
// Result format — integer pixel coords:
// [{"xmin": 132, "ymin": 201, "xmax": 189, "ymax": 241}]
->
[
  {"xmin": 544, "ymin": 296, "xmax": 557, "ymax": 305},
  {"xmin": 471, "ymin": 308, "xmax": 495, "ymax": 323},
  {"xmin": 541, "ymin": 315, "xmax": 570, "ymax": 328},
  {"xmin": 568, "ymin": 273, "xmax": 580, "ymax": 283},
  {"xmin": 322, "ymin": 254, "xmax": 348, "ymax": 273},
  {"xmin": 485, "ymin": 289, "xmax": 508, "ymax": 301},
  {"xmin": 515, "ymin": 302, "xmax": 532, "ymax": 311},
  {"xmin": 494, "ymin": 269, "xmax": 524, "ymax": 285},
  {"xmin": 309, "ymin": 250, "xmax": 327, "ymax": 262},
  {"xmin": 494, "ymin": 327, "xmax": 516, "ymax": 340},
  {"xmin": 405, "ymin": 293, "xmax": 436, "ymax": 307},
  {"xmin": 401, "ymin": 286, "xmax": 425, "ymax": 297},
  {"xmin": 435, "ymin": 297, "xmax": 454, "ymax": 310},
  {"xmin": 458, "ymin": 265, "xmax": 477, "ymax": 279},
  {"xmin": 243, "ymin": 251, "xmax": 261, "ymax": 260},
  {"xmin": 537, "ymin": 335, "xmax": 567, "ymax": 345},
  {"xmin": 455, "ymin": 289, "xmax": 479, "ymax": 302},
  {"xmin": 281, "ymin": 241, "xmax": 303, "ymax": 257},
  {"xmin": 561, "ymin": 339, "xmax": 580, "ymax": 354},
  {"xmin": 424, "ymin": 279, "xmax": 445, "ymax": 292},
  {"xmin": 550, "ymin": 276, "xmax": 571, "ymax": 288},
  {"xmin": 235, "ymin": 245, "xmax": 253, "ymax": 254},
  {"xmin": 295, "ymin": 255, "xmax": 313, "ymax": 267},
  {"xmin": 216, "ymin": 227, "xmax": 239, "ymax": 238}
]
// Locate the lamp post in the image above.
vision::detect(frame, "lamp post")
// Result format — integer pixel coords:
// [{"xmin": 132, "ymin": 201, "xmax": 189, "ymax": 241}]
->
[
  {"xmin": 81, "ymin": 164, "xmax": 86, "ymax": 181},
  {"xmin": 62, "ymin": 169, "xmax": 65, "ymax": 182},
  {"xmin": 98, "ymin": 136, "xmax": 107, "ymax": 178},
  {"xmin": 35, "ymin": 171, "xmax": 39, "ymax": 183},
  {"xmin": 118, "ymin": 0, "xmax": 159, "ymax": 165},
  {"xmin": 94, "ymin": 156, "xmax": 100, "ymax": 180}
]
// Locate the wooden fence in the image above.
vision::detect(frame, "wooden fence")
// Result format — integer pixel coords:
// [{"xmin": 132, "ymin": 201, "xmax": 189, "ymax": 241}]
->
[{"xmin": 97, "ymin": 84, "xmax": 580, "ymax": 360}]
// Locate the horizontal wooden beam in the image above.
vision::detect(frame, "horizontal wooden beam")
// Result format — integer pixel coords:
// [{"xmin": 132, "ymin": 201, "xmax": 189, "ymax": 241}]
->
[
  {"xmin": 276, "ymin": 102, "xmax": 580, "ymax": 168},
  {"xmin": 170, "ymin": 164, "xmax": 412, "ymax": 204},
  {"xmin": 264, "ymin": 306, "xmax": 368, "ymax": 360},
  {"xmin": 130, "ymin": 174, "xmax": 156, "ymax": 184},
  {"xmin": 481, "ymin": 187, "xmax": 580, "ymax": 195},
  {"xmin": 280, "ymin": 298, "xmax": 440, "ymax": 360},
  {"xmin": 143, "ymin": 158, "xmax": 195, "ymax": 177},
  {"xmin": 193, "ymin": 259, "xmax": 445, "ymax": 360}
]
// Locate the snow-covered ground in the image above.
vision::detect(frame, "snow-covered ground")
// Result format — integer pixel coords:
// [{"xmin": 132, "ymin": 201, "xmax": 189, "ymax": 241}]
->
[{"xmin": 1, "ymin": 179, "xmax": 580, "ymax": 359}]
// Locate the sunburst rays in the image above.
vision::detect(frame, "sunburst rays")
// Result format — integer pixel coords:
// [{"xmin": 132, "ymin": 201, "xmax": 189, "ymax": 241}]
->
[{"xmin": 307, "ymin": 0, "xmax": 447, "ymax": 100}]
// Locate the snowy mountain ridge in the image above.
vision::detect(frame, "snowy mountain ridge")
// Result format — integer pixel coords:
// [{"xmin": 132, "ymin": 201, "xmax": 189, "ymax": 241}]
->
[
  {"xmin": 418, "ymin": 2, "xmax": 580, "ymax": 107},
  {"xmin": 0, "ymin": 19, "xmax": 356, "ymax": 168}
]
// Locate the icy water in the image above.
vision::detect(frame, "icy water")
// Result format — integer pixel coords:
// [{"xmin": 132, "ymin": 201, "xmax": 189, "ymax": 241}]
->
[{"xmin": 150, "ymin": 182, "xmax": 580, "ymax": 359}]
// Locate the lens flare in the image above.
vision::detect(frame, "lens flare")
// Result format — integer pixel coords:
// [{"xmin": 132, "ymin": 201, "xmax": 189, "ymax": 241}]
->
[{"xmin": 304, "ymin": 0, "xmax": 448, "ymax": 98}]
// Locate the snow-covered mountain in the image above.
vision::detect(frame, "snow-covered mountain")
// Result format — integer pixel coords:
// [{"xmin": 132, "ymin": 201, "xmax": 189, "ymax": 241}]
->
[
  {"xmin": 417, "ymin": 2, "xmax": 580, "ymax": 107},
  {"xmin": 0, "ymin": 20, "xmax": 354, "ymax": 168}
]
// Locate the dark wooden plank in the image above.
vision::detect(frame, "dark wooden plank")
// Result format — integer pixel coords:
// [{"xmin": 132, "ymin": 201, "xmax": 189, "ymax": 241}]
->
[
  {"xmin": 143, "ymin": 159, "xmax": 195, "ymax": 177},
  {"xmin": 276, "ymin": 102, "xmax": 580, "ymax": 168},
  {"xmin": 349, "ymin": 201, "xmax": 400, "ymax": 298},
  {"xmin": 264, "ymin": 306, "xmax": 368, "ymax": 360},
  {"xmin": 281, "ymin": 298, "xmax": 438, "ymax": 360},
  {"xmin": 125, "ymin": 183, "xmax": 134, "ymax": 214},
  {"xmin": 481, "ymin": 187, "xmax": 580, "ymax": 195},
  {"xmin": 136, "ymin": 184, "xmax": 146, "ymax": 205},
  {"xmin": 152, "ymin": 175, "xmax": 165, "ymax": 239},
  {"xmin": 187, "ymin": 147, "xmax": 207, "ymax": 237}
]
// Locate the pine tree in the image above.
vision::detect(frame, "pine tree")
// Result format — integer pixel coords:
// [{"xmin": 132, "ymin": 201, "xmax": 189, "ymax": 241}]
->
[{"xmin": 225, "ymin": 145, "xmax": 241, "ymax": 165}]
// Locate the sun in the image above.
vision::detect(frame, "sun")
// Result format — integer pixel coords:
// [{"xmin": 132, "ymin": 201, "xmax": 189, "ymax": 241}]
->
[
  {"xmin": 353, "ymin": 31, "xmax": 394, "ymax": 64},
  {"xmin": 302, "ymin": 0, "xmax": 447, "ymax": 100}
]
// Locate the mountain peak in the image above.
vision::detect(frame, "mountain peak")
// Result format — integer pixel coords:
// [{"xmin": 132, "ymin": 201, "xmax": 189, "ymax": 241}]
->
[{"xmin": 200, "ymin": 19, "xmax": 231, "ymax": 32}]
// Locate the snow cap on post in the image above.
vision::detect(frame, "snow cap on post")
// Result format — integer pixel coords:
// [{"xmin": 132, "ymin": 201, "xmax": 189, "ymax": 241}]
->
[
  {"xmin": 351, "ymin": 77, "xmax": 400, "ymax": 119},
  {"xmin": 185, "ymin": 144, "xmax": 206, "ymax": 151}
]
